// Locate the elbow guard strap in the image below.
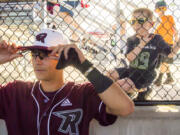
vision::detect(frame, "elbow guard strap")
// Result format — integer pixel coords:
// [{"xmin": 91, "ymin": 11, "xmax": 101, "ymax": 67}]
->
[{"xmin": 79, "ymin": 60, "xmax": 113, "ymax": 93}]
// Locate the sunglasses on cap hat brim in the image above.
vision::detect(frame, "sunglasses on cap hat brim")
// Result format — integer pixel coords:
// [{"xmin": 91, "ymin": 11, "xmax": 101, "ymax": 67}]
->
[
  {"xmin": 31, "ymin": 49, "xmax": 52, "ymax": 60},
  {"xmin": 129, "ymin": 18, "xmax": 149, "ymax": 25}
]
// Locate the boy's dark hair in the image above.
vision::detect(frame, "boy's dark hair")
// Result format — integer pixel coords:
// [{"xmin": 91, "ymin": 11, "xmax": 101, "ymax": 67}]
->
[
  {"xmin": 155, "ymin": 1, "xmax": 167, "ymax": 9},
  {"xmin": 133, "ymin": 8, "xmax": 153, "ymax": 20}
]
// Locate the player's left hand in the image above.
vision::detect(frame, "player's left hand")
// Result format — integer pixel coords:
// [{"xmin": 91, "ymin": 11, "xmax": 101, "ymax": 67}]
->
[{"xmin": 48, "ymin": 44, "xmax": 86, "ymax": 69}]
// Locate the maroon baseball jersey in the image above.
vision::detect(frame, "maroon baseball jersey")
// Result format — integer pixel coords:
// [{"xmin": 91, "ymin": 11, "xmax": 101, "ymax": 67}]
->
[{"xmin": 0, "ymin": 81, "xmax": 117, "ymax": 135}]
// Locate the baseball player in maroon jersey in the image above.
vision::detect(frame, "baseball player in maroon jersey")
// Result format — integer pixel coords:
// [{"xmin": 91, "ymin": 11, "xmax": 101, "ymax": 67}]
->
[{"xmin": 0, "ymin": 29, "xmax": 134, "ymax": 135}]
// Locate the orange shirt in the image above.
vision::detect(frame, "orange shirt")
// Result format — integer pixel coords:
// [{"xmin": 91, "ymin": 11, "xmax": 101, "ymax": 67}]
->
[{"xmin": 155, "ymin": 15, "xmax": 175, "ymax": 45}]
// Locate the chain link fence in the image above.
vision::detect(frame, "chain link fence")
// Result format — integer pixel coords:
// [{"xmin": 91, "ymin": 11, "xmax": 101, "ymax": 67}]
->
[{"xmin": 0, "ymin": 0, "xmax": 180, "ymax": 103}]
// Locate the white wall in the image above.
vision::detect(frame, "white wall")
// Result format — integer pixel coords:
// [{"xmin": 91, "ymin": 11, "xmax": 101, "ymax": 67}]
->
[
  {"xmin": 89, "ymin": 106, "xmax": 180, "ymax": 135},
  {"xmin": 1, "ymin": 106, "xmax": 180, "ymax": 135},
  {"xmin": 0, "ymin": 120, "xmax": 7, "ymax": 135}
]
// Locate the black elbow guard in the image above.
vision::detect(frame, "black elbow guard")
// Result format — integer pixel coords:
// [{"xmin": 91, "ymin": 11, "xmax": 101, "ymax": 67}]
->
[{"xmin": 79, "ymin": 60, "xmax": 113, "ymax": 93}]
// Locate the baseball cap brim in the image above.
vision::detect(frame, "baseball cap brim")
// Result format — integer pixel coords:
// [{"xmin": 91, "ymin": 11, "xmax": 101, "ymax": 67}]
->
[{"xmin": 18, "ymin": 46, "xmax": 51, "ymax": 52}]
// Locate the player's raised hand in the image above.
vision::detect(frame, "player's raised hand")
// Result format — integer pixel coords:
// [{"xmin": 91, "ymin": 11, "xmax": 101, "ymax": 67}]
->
[
  {"xmin": 48, "ymin": 44, "xmax": 85, "ymax": 62},
  {"xmin": 48, "ymin": 44, "xmax": 86, "ymax": 69},
  {"xmin": 0, "ymin": 40, "xmax": 22, "ymax": 64}
]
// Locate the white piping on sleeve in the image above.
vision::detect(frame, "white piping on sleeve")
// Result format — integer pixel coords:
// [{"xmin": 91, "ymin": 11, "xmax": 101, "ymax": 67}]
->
[
  {"xmin": 31, "ymin": 82, "xmax": 41, "ymax": 135},
  {"xmin": 98, "ymin": 101, "xmax": 103, "ymax": 113}
]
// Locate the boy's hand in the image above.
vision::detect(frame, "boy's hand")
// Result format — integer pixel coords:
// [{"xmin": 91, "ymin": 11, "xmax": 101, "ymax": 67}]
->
[
  {"xmin": 137, "ymin": 34, "xmax": 153, "ymax": 48},
  {"xmin": 168, "ymin": 53, "xmax": 174, "ymax": 58},
  {"xmin": 0, "ymin": 40, "xmax": 22, "ymax": 65}
]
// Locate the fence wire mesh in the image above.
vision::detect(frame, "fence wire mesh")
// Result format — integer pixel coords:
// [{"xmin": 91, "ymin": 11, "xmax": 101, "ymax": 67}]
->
[{"xmin": 0, "ymin": 0, "xmax": 180, "ymax": 102}]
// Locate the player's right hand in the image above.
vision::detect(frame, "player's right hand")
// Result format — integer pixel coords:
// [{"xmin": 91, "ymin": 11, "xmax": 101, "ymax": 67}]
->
[
  {"xmin": 116, "ymin": 78, "xmax": 136, "ymax": 93},
  {"xmin": 0, "ymin": 40, "xmax": 22, "ymax": 65}
]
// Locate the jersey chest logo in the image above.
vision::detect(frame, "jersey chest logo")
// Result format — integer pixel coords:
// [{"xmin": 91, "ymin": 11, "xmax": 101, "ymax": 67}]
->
[{"xmin": 53, "ymin": 109, "xmax": 83, "ymax": 135}]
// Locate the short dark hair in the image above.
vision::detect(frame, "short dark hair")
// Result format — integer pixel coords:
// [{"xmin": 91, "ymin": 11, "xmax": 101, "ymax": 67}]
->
[
  {"xmin": 155, "ymin": 1, "xmax": 167, "ymax": 9},
  {"xmin": 133, "ymin": 8, "xmax": 153, "ymax": 20}
]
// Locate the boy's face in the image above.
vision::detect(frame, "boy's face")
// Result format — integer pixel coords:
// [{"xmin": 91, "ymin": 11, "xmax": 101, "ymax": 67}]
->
[
  {"xmin": 31, "ymin": 49, "xmax": 61, "ymax": 81},
  {"xmin": 155, "ymin": 9, "xmax": 164, "ymax": 17},
  {"xmin": 131, "ymin": 12, "xmax": 153, "ymax": 36}
]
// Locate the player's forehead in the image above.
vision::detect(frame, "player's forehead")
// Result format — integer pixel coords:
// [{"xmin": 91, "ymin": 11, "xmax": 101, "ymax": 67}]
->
[{"xmin": 132, "ymin": 12, "xmax": 149, "ymax": 19}]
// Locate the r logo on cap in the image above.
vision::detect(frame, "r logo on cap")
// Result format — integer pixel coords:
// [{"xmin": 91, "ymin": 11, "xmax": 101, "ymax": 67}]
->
[{"xmin": 36, "ymin": 33, "xmax": 47, "ymax": 43}]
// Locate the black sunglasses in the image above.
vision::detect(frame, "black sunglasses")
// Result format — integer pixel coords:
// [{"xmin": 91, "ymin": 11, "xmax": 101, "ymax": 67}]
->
[
  {"xmin": 31, "ymin": 49, "xmax": 51, "ymax": 60},
  {"xmin": 130, "ymin": 18, "xmax": 149, "ymax": 25}
]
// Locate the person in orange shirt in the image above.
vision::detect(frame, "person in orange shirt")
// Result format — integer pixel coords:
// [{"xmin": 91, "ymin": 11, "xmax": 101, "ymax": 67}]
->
[{"xmin": 154, "ymin": 0, "xmax": 179, "ymax": 86}]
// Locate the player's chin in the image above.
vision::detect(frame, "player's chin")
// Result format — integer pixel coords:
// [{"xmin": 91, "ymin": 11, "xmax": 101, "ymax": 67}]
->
[{"xmin": 35, "ymin": 73, "xmax": 48, "ymax": 81}]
